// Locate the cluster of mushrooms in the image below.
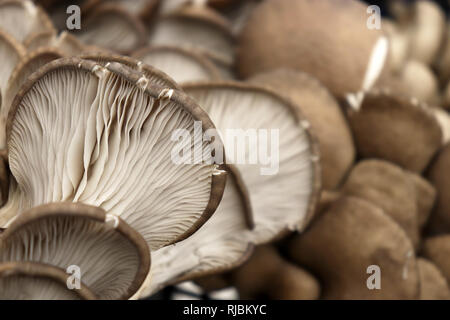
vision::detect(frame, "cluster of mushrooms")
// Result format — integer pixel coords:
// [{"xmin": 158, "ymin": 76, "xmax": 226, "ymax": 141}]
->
[{"xmin": 1, "ymin": 0, "xmax": 450, "ymax": 300}]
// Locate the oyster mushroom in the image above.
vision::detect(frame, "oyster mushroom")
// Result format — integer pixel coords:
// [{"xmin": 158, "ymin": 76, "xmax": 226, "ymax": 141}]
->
[
  {"xmin": 0, "ymin": 202, "xmax": 150, "ymax": 299},
  {"xmin": 348, "ymin": 90, "xmax": 442, "ymax": 173},
  {"xmin": 288, "ymin": 196, "xmax": 419, "ymax": 300},
  {"xmin": 417, "ymin": 258, "xmax": 450, "ymax": 300},
  {"xmin": 229, "ymin": 245, "xmax": 321, "ymax": 300},
  {"xmin": 1, "ymin": 58, "xmax": 226, "ymax": 253},
  {"xmin": 132, "ymin": 46, "xmax": 221, "ymax": 83},
  {"xmin": 422, "ymin": 235, "xmax": 450, "ymax": 285},
  {"xmin": 427, "ymin": 143, "xmax": 450, "ymax": 234},
  {"xmin": 341, "ymin": 159, "xmax": 420, "ymax": 248},
  {"xmin": 134, "ymin": 166, "xmax": 253, "ymax": 298},
  {"xmin": 184, "ymin": 82, "xmax": 320, "ymax": 240},
  {"xmin": 74, "ymin": 4, "xmax": 147, "ymax": 54},
  {"xmin": 0, "ymin": 0, "xmax": 54, "ymax": 43},
  {"xmin": 0, "ymin": 261, "xmax": 97, "ymax": 300},
  {"xmin": 237, "ymin": 0, "xmax": 389, "ymax": 104},
  {"xmin": 249, "ymin": 69, "xmax": 355, "ymax": 190},
  {"xmin": 83, "ymin": 0, "xmax": 160, "ymax": 21},
  {"xmin": 149, "ymin": 4, "xmax": 235, "ymax": 71}
]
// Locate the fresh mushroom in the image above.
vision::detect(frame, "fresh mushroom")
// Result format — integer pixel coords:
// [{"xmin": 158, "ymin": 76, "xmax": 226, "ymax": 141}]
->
[
  {"xmin": 249, "ymin": 69, "xmax": 355, "ymax": 190},
  {"xmin": 237, "ymin": 0, "xmax": 389, "ymax": 106},
  {"xmin": 0, "ymin": 202, "xmax": 150, "ymax": 299},
  {"xmin": 0, "ymin": 261, "xmax": 97, "ymax": 300}
]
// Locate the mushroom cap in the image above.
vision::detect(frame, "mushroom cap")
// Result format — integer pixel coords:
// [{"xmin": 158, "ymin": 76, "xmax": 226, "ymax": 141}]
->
[
  {"xmin": 5, "ymin": 58, "xmax": 226, "ymax": 251},
  {"xmin": 288, "ymin": 196, "xmax": 419, "ymax": 299},
  {"xmin": 427, "ymin": 143, "xmax": 450, "ymax": 234},
  {"xmin": 0, "ymin": 202, "xmax": 150, "ymax": 299},
  {"xmin": 0, "ymin": 261, "xmax": 97, "ymax": 300},
  {"xmin": 149, "ymin": 4, "xmax": 235, "ymax": 66},
  {"xmin": 417, "ymin": 258, "xmax": 450, "ymax": 300},
  {"xmin": 229, "ymin": 244, "xmax": 321, "ymax": 300},
  {"xmin": 132, "ymin": 46, "xmax": 221, "ymax": 83},
  {"xmin": 135, "ymin": 167, "xmax": 253, "ymax": 298},
  {"xmin": 348, "ymin": 90, "xmax": 442, "ymax": 173},
  {"xmin": 84, "ymin": 0, "xmax": 160, "ymax": 21},
  {"xmin": 0, "ymin": 0, "xmax": 54, "ymax": 43},
  {"xmin": 341, "ymin": 159, "xmax": 420, "ymax": 248},
  {"xmin": 79, "ymin": 52, "xmax": 181, "ymax": 89},
  {"xmin": 422, "ymin": 235, "xmax": 450, "ymax": 285},
  {"xmin": 249, "ymin": 69, "xmax": 355, "ymax": 189},
  {"xmin": 75, "ymin": 4, "xmax": 147, "ymax": 54},
  {"xmin": 184, "ymin": 81, "xmax": 320, "ymax": 241},
  {"xmin": 407, "ymin": 172, "xmax": 436, "ymax": 230},
  {"xmin": 237, "ymin": 0, "xmax": 388, "ymax": 99}
]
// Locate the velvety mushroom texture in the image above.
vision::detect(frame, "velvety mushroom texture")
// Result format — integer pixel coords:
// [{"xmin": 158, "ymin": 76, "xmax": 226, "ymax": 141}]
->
[
  {"xmin": 74, "ymin": 4, "xmax": 147, "ymax": 54},
  {"xmin": 288, "ymin": 196, "xmax": 419, "ymax": 300},
  {"xmin": 149, "ymin": 4, "xmax": 235, "ymax": 68},
  {"xmin": 341, "ymin": 159, "xmax": 420, "ymax": 248},
  {"xmin": 0, "ymin": 202, "xmax": 150, "ymax": 299},
  {"xmin": 417, "ymin": 258, "xmax": 449, "ymax": 300},
  {"xmin": 427, "ymin": 143, "xmax": 450, "ymax": 234},
  {"xmin": 0, "ymin": 261, "xmax": 97, "ymax": 300},
  {"xmin": 2, "ymin": 58, "xmax": 226, "ymax": 253},
  {"xmin": 0, "ymin": 47, "xmax": 64, "ymax": 149},
  {"xmin": 0, "ymin": 0, "xmax": 54, "ymax": 43},
  {"xmin": 348, "ymin": 91, "xmax": 442, "ymax": 173},
  {"xmin": 249, "ymin": 69, "xmax": 355, "ymax": 189},
  {"xmin": 422, "ymin": 235, "xmax": 450, "ymax": 285},
  {"xmin": 397, "ymin": 0, "xmax": 446, "ymax": 66},
  {"xmin": 132, "ymin": 46, "xmax": 221, "ymax": 83},
  {"xmin": 134, "ymin": 167, "xmax": 252, "ymax": 298},
  {"xmin": 84, "ymin": 0, "xmax": 160, "ymax": 20},
  {"xmin": 184, "ymin": 82, "xmax": 320, "ymax": 242},
  {"xmin": 229, "ymin": 245, "xmax": 321, "ymax": 300},
  {"xmin": 237, "ymin": 0, "xmax": 389, "ymax": 101}
]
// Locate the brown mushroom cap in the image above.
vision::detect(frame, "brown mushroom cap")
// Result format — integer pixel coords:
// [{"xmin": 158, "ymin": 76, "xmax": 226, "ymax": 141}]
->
[
  {"xmin": 237, "ymin": 0, "xmax": 388, "ymax": 100},
  {"xmin": 0, "ymin": 261, "xmax": 97, "ymax": 300},
  {"xmin": 0, "ymin": 202, "xmax": 150, "ymax": 299},
  {"xmin": 3, "ymin": 58, "xmax": 226, "ymax": 252},
  {"xmin": 229, "ymin": 245, "xmax": 321, "ymax": 300},
  {"xmin": 348, "ymin": 91, "xmax": 442, "ymax": 173},
  {"xmin": 417, "ymin": 258, "xmax": 450, "ymax": 300},
  {"xmin": 288, "ymin": 196, "xmax": 419, "ymax": 299},
  {"xmin": 341, "ymin": 159, "xmax": 420, "ymax": 248},
  {"xmin": 422, "ymin": 235, "xmax": 450, "ymax": 285},
  {"xmin": 249, "ymin": 69, "xmax": 355, "ymax": 189},
  {"xmin": 79, "ymin": 52, "xmax": 181, "ymax": 89},
  {"xmin": 407, "ymin": 172, "xmax": 436, "ymax": 230},
  {"xmin": 427, "ymin": 143, "xmax": 450, "ymax": 234},
  {"xmin": 132, "ymin": 46, "xmax": 221, "ymax": 83},
  {"xmin": 407, "ymin": 0, "xmax": 446, "ymax": 66},
  {"xmin": 184, "ymin": 81, "xmax": 320, "ymax": 241}
]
